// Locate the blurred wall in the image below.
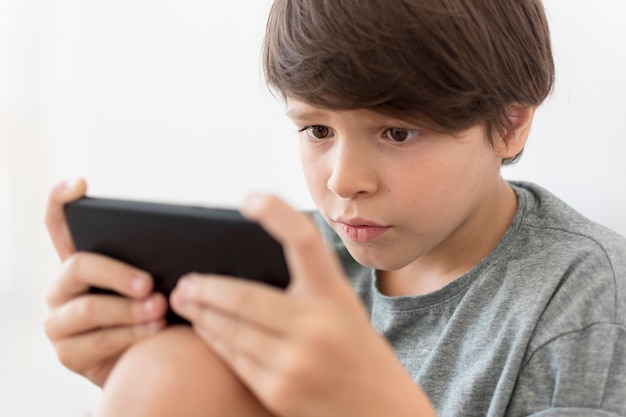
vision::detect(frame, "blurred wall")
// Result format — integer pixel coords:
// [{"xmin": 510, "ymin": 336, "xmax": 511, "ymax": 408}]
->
[{"xmin": 0, "ymin": 1, "xmax": 625, "ymax": 415}]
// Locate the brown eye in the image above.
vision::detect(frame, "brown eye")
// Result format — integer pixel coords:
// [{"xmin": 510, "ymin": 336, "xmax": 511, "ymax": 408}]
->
[
  {"xmin": 305, "ymin": 125, "xmax": 331, "ymax": 139},
  {"xmin": 385, "ymin": 128, "xmax": 421, "ymax": 143}
]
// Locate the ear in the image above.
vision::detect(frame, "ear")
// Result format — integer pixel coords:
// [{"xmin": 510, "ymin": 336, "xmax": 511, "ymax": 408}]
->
[{"xmin": 494, "ymin": 104, "xmax": 537, "ymax": 159}]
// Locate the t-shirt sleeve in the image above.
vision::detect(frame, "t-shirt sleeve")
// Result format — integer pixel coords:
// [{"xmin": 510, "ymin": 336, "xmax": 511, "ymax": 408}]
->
[{"xmin": 506, "ymin": 322, "xmax": 626, "ymax": 416}]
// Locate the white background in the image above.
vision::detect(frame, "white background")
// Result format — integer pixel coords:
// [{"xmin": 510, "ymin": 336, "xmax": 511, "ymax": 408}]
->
[{"xmin": 1, "ymin": 1, "xmax": 625, "ymax": 415}]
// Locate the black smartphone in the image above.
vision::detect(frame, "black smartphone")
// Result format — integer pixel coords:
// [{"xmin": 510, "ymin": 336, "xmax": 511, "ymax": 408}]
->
[{"xmin": 64, "ymin": 196, "xmax": 290, "ymax": 324}]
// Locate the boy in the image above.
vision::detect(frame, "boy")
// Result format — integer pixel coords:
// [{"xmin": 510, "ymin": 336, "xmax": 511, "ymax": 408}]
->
[{"xmin": 45, "ymin": 0, "xmax": 626, "ymax": 416}]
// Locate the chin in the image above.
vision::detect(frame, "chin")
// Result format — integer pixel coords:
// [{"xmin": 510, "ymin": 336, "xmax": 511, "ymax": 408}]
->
[{"xmin": 344, "ymin": 244, "xmax": 413, "ymax": 272}]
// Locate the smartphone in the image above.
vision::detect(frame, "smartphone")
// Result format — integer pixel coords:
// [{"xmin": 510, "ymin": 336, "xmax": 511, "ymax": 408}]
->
[{"xmin": 64, "ymin": 196, "xmax": 290, "ymax": 324}]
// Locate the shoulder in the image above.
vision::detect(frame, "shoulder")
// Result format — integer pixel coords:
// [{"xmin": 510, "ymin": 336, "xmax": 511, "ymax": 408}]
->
[
  {"xmin": 493, "ymin": 183, "xmax": 626, "ymax": 415},
  {"xmin": 511, "ymin": 182, "xmax": 626, "ymax": 284},
  {"xmin": 510, "ymin": 181, "xmax": 626, "ymax": 285},
  {"xmin": 509, "ymin": 181, "xmax": 626, "ymax": 337},
  {"xmin": 512, "ymin": 181, "xmax": 626, "ymax": 256}
]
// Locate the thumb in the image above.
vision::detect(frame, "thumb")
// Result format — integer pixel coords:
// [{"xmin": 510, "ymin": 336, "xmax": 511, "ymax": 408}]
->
[
  {"xmin": 241, "ymin": 193, "xmax": 355, "ymax": 301},
  {"xmin": 45, "ymin": 178, "xmax": 88, "ymax": 260}
]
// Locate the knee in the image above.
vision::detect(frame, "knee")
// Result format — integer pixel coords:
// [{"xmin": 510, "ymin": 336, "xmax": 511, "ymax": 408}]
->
[{"xmin": 94, "ymin": 325, "xmax": 272, "ymax": 417}]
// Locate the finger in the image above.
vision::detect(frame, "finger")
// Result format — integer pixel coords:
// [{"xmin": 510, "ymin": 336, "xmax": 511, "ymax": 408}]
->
[
  {"xmin": 241, "ymin": 194, "xmax": 352, "ymax": 299},
  {"xmin": 171, "ymin": 275, "xmax": 300, "ymax": 332},
  {"xmin": 194, "ymin": 325, "xmax": 279, "ymax": 406},
  {"xmin": 45, "ymin": 292, "xmax": 168, "ymax": 340},
  {"xmin": 45, "ymin": 178, "xmax": 88, "ymax": 261},
  {"xmin": 47, "ymin": 252, "xmax": 154, "ymax": 308},
  {"xmin": 175, "ymin": 300, "xmax": 284, "ymax": 371},
  {"xmin": 52, "ymin": 320, "xmax": 166, "ymax": 376}
]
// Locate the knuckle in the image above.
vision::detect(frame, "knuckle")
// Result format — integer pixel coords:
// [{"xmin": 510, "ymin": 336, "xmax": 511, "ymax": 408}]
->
[
  {"xmin": 42, "ymin": 313, "xmax": 56, "ymax": 338},
  {"xmin": 267, "ymin": 344, "xmax": 331, "ymax": 414},
  {"xmin": 128, "ymin": 323, "xmax": 154, "ymax": 344},
  {"xmin": 44, "ymin": 283, "xmax": 59, "ymax": 307},
  {"xmin": 91, "ymin": 328, "xmax": 124, "ymax": 357},
  {"xmin": 263, "ymin": 341, "xmax": 322, "ymax": 414},
  {"xmin": 60, "ymin": 252, "xmax": 85, "ymax": 278},
  {"xmin": 280, "ymin": 350, "xmax": 310, "ymax": 381},
  {"xmin": 43, "ymin": 312, "xmax": 58, "ymax": 341},
  {"xmin": 277, "ymin": 338, "xmax": 316, "ymax": 381},
  {"xmin": 43, "ymin": 197, "xmax": 60, "ymax": 230},
  {"xmin": 131, "ymin": 296, "xmax": 164, "ymax": 324},
  {"xmin": 46, "ymin": 255, "xmax": 84, "ymax": 307},
  {"xmin": 212, "ymin": 285, "xmax": 253, "ymax": 311},
  {"xmin": 55, "ymin": 343, "xmax": 81, "ymax": 371},
  {"xmin": 73, "ymin": 296, "xmax": 97, "ymax": 320},
  {"xmin": 227, "ymin": 289, "xmax": 253, "ymax": 309},
  {"xmin": 43, "ymin": 208, "xmax": 53, "ymax": 230},
  {"xmin": 129, "ymin": 324, "xmax": 144, "ymax": 340},
  {"xmin": 264, "ymin": 377, "xmax": 300, "ymax": 414},
  {"xmin": 130, "ymin": 300, "xmax": 145, "ymax": 323}
]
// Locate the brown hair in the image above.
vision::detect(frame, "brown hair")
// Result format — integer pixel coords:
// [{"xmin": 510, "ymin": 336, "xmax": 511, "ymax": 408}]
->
[{"xmin": 263, "ymin": 0, "xmax": 555, "ymax": 164}]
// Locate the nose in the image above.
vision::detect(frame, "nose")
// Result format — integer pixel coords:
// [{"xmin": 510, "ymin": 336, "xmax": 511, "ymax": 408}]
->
[{"xmin": 326, "ymin": 138, "xmax": 379, "ymax": 199}]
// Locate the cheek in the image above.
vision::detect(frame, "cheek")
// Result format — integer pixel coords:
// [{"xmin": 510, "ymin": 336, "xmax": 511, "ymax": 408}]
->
[
  {"xmin": 433, "ymin": 147, "xmax": 501, "ymax": 211},
  {"xmin": 300, "ymin": 146, "xmax": 327, "ymax": 201},
  {"xmin": 398, "ymin": 149, "xmax": 494, "ymax": 210}
]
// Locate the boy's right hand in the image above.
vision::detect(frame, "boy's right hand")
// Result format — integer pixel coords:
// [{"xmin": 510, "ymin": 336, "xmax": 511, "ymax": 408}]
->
[{"xmin": 43, "ymin": 179, "xmax": 168, "ymax": 387}]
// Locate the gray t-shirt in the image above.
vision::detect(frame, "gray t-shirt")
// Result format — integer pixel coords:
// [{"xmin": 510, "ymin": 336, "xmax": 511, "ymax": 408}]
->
[{"xmin": 314, "ymin": 182, "xmax": 626, "ymax": 416}]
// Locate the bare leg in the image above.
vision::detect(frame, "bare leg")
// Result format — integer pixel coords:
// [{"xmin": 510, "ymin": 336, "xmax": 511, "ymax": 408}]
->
[{"xmin": 94, "ymin": 325, "xmax": 274, "ymax": 417}]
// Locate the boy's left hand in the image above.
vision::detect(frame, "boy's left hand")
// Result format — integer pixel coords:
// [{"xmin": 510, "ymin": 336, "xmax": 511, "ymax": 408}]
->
[{"xmin": 170, "ymin": 194, "xmax": 435, "ymax": 417}]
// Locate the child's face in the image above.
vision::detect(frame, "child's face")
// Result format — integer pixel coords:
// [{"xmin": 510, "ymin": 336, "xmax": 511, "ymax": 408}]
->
[{"xmin": 287, "ymin": 97, "xmax": 507, "ymax": 272}]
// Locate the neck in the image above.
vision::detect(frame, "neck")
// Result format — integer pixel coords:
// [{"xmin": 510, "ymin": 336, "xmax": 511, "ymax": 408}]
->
[{"xmin": 377, "ymin": 179, "xmax": 518, "ymax": 297}]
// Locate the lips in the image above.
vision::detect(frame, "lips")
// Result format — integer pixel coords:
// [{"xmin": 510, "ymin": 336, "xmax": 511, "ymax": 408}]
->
[{"xmin": 335, "ymin": 218, "xmax": 390, "ymax": 243}]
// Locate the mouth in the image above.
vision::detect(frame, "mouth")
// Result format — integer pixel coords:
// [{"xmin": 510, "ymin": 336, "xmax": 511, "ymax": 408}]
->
[{"xmin": 334, "ymin": 218, "xmax": 391, "ymax": 243}]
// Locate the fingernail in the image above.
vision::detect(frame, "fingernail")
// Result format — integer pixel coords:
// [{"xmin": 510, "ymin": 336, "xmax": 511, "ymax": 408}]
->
[
  {"xmin": 142, "ymin": 298, "xmax": 155, "ymax": 314},
  {"xmin": 131, "ymin": 275, "xmax": 148, "ymax": 293},
  {"xmin": 172, "ymin": 296, "xmax": 187, "ymax": 310},
  {"xmin": 171, "ymin": 289, "xmax": 191, "ymax": 311},
  {"xmin": 241, "ymin": 193, "xmax": 267, "ymax": 216},
  {"xmin": 62, "ymin": 178, "xmax": 80, "ymax": 191},
  {"xmin": 176, "ymin": 276, "xmax": 194, "ymax": 295}
]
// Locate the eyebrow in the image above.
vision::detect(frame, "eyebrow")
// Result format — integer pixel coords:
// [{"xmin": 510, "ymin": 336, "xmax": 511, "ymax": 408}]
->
[{"xmin": 285, "ymin": 109, "xmax": 325, "ymax": 121}]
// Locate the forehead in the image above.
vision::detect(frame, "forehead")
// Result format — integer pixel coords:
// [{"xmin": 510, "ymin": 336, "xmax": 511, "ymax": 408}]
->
[{"xmin": 285, "ymin": 97, "xmax": 321, "ymax": 120}]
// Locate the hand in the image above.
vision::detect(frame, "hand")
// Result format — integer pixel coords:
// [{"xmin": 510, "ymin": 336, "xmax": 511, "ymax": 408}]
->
[
  {"xmin": 44, "ymin": 179, "xmax": 168, "ymax": 387},
  {"xmin": 170, "ymin": 194, "xmax": 436, "ymax": 417}
]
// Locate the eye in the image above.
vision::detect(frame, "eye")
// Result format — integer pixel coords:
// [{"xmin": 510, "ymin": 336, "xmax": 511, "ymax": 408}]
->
[
  {"xmin": 300, "ymin": 125, "xmax": 332, "ymax": 140},
  {"xmin": 384, "ymin": 128, "xmax": 421, "ymax": 143}
]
